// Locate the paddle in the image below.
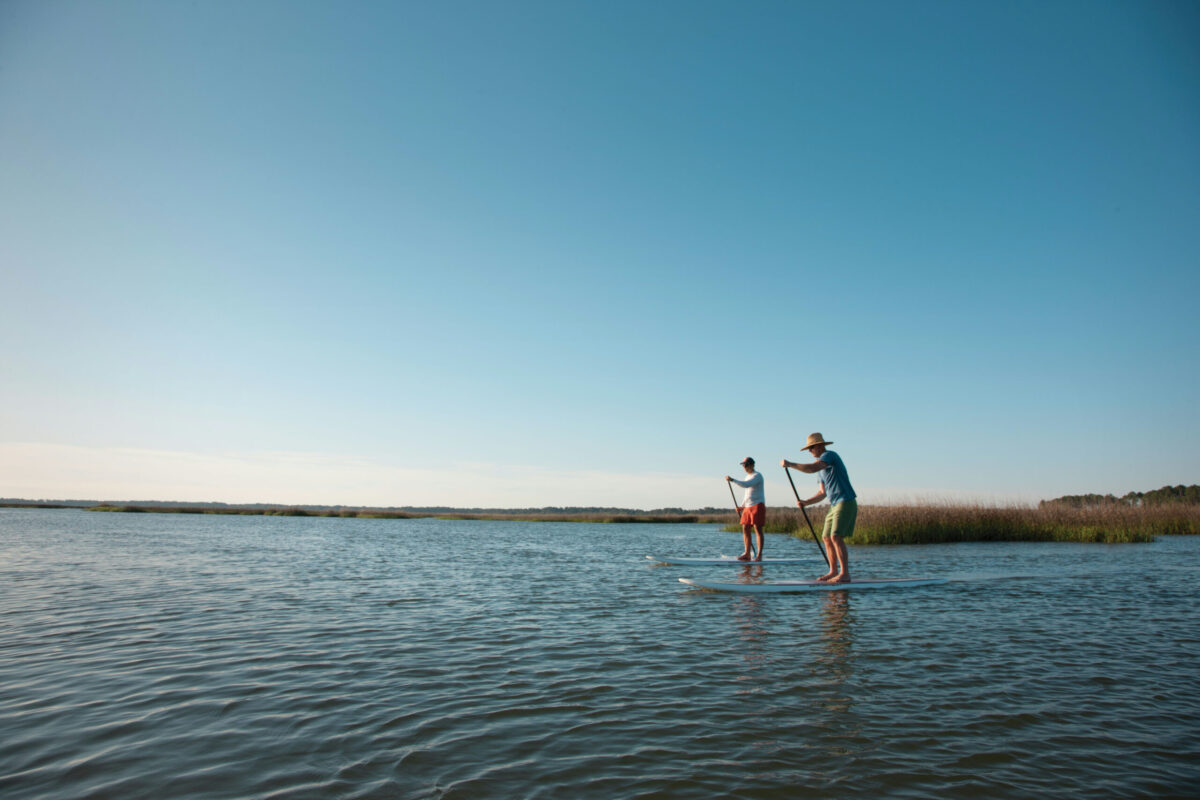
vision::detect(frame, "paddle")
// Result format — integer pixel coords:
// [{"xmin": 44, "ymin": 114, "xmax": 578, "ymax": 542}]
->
[
  {"xmin": 727, "ymin": 479, "xmax": 757, "ymax": 559},
  {"xmin": 784, "ymin": 466, "xmax": 830, "ymax": 568}
]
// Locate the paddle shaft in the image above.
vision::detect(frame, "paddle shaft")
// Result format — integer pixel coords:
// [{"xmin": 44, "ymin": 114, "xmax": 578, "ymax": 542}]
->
[
  {"xmin": 727, "ymin": 478, "xmax": 757, "ymax": 558},
  {"xmin": 785, "ymin": 466, "xmax": 830, "ymax": 568}
]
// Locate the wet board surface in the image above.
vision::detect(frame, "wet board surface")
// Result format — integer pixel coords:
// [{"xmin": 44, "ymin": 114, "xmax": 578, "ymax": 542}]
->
[
  {"xmin": 646, "ymin": 555, "xmax": 815, "ymax": 566},
  {"xmin": 678, "ymin": 577, "xmax": 947, "ymax": 592}
]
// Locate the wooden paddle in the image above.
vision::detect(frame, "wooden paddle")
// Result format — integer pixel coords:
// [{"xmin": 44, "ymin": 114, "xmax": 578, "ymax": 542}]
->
[{"xmin": 784, "ymin": 466, "xmax": 830, "ymax": 568}]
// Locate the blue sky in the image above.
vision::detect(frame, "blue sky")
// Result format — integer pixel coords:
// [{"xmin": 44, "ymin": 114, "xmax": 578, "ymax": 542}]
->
[{"xmin": 2, "ymin": 1, "xmax": 1197, "ymax": 507}]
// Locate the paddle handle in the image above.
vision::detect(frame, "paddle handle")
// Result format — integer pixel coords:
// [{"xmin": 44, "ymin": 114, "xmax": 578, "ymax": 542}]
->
[{"xmin": 785, "ymin": 466, "xmax": 830, "ymax": 568}]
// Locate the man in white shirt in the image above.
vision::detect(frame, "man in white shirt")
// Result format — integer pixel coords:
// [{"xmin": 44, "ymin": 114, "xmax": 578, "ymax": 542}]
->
[{"xmin": 726, "ymin": 457, "xmax": 766, "ymax": 561}]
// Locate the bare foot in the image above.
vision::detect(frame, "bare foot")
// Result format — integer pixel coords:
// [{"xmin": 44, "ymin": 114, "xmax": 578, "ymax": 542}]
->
[
  {"xmin": 829, "ymin": 574, "xmax": 851, "ymax": 584},
  {"xmin": 815, "ymin": 573, "xmax": 836, "ymax": 582},
  {"xmin": 736, "ymin": 552, "xmax": 752, "ymax": 561}
]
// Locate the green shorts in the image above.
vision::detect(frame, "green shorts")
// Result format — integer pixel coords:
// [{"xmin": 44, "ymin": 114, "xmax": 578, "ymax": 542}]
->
[{"xmin": 822, "ymin": 499, "xmax": 857, "ymax": 539}]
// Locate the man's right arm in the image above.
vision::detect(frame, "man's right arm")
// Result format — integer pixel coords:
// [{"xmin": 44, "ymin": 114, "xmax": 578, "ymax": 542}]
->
[{"xmin": 783, "ymin": 458, "xmax": 827, "ymax": 474}]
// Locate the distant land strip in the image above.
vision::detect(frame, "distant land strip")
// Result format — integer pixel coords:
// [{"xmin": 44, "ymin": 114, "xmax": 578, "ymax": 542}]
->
[
  {"xmin": 0, "ymin": 499, "xmax": 733, "ymax": 524},
  {"xmin": 4, "ymin": 486, "xmax": 1197, "ymax": 542}
]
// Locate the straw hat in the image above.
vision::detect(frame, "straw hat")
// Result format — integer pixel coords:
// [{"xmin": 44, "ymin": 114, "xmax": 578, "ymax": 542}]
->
[{"xmin": 802, "ymin": 433, "xmax": 833, "ymax": 451}]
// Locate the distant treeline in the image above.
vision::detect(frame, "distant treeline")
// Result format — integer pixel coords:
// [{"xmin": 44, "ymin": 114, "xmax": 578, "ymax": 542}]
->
[
  {"xmin": 83, "ymin": 506, "xmax": 735, "ymax": 524},
  {"xmin": 0, "ymin": 499, "xmax": 97, "ymax": 508},
  {"xmin": 0, "ymin": 499, "xmax": 734, "ymax": 523},
  {"xmin": 1040, "ymin": 485, "xmax": 1200, "ymax": 509}
]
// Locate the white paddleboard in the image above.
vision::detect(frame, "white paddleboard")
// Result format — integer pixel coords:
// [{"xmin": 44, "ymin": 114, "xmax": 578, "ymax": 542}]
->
[
  {"xmin": 647, "ymin": 555, "xmax": 814, "ymax": 566},
  {"xmin": 679, "ymin": 577, "xmax": 946, "ymax": 592}
]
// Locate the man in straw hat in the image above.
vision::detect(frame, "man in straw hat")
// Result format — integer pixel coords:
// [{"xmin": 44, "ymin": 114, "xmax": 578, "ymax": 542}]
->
[
  {"xmin": 726, "ymin": 457, "xmax": 766, "ymax": 561},
  {"xmin": 782, "ymin": 433, "xmax": 857, "ymax": 583}
]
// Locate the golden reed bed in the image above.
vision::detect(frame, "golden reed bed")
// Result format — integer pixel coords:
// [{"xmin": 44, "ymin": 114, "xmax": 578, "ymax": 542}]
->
[{"xmin": 732, "ymin": 503, "xmax": 1200, "ymax": 544}]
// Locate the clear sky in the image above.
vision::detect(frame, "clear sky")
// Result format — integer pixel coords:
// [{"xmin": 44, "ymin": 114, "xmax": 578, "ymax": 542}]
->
[{"xmin": 2, "ymin": 1, "xmax": 1197, "ymax": 508}]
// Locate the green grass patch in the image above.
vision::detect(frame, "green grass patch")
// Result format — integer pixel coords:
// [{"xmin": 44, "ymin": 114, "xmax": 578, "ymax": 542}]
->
[{"xmin": 723, "ymin": 503, "xmax": 1200, "ymax": 544}]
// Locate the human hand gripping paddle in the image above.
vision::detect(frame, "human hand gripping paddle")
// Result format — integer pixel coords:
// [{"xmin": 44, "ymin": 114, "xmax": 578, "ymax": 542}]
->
[{"xmin": 783, "ymin": 465, "xmax": 830, "ymax": 569}]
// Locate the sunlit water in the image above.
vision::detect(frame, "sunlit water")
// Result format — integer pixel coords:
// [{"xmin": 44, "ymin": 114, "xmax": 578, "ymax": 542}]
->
[{"xmin": 1, "ymin": 509, "xmax": 1197, "ymax": 799}]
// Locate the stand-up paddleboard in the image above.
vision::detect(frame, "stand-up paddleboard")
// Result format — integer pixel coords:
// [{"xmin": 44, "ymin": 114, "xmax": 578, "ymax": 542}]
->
[
  {"xmin": 647, "ymin": 555, "xmax": 814, "ymax": 566},
  {"xmin": 679, "ymin": 577, "xmax": 946, "ymax": 592}
]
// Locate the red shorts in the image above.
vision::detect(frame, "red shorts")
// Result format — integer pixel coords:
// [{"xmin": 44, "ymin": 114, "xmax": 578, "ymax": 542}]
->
[{"xmin": 740, "ymin": 503, "xmax": 766, "ymax": 527}]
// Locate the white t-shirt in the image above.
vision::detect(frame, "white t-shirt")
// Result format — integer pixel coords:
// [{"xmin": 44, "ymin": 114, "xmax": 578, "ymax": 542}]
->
[{"xmin": 729, "ymin": 471, "xmax": 765, "ymax": 506}]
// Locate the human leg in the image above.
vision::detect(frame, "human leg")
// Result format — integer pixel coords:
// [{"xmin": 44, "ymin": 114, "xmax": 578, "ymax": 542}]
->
[
  {"xmin": 737, "ymin": 524, "xmax": 753, "ymax": 560},
  {"xmin": 825, "ymin": 501, "xmax": 856, "ymax": 583},
  {"xmin": 740, "ymin": 504, "xmax": 765, "ymax": 560},
  {"xmin": 817, "ymin": 535, "xmax": 839, "ymax": 580},
  {"xmin": 828, "ymin": 536, "xmax": 851, "ymax": 583},
  {"xmin": 817, "ymin": 509, "xmax": 838, "ymax": 580}
]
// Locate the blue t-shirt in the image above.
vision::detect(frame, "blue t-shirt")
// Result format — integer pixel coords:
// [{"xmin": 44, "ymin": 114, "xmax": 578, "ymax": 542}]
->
[{"xmin": 818, "ymin": 450, "xmax": 856, "ymax": 505}]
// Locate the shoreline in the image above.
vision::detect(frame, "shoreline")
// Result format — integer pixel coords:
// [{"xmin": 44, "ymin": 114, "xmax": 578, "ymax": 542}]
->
[
  {"xmin": 6, "ymin": 501, "xmax": 1198, "ymax": 543},
  {"xmin": 1, "ymin": 502, "xmax": 733, "ymax": 524}
]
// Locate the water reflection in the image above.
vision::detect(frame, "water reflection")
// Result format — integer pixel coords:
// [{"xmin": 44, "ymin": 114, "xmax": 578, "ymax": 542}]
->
[
  {"xmin": 732, "ymin": 566, "xmax": 768, "ymax": 691},
  {"xmin": 738, "ymin": 563, "xmax": 764, "ymax": 582},
  {"xmin": 814, "ymin": 592, "xmax": 854, "ymax": 716},
  {"xmin": 819, "ymin": 592, "xmax": 852, "ymax": 660}
]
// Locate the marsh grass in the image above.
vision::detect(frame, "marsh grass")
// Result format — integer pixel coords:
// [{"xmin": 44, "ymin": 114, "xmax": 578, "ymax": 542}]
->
[
  {"xmin": 88, "ymin": 505, "xmax": 424, "ymax": 518},
  {"xmin": 723, "ymin": 503, "xmax": 1200, "ymax": 544},
  {"xmin": 77, "ymin": 502, "xmax": 1200, "ymax": 541},
  {"xmin": 85, "ymin": 505, "xmax": 732, "ymax": 524},
  {"xmin": 432, "ymin": 513, "xmax": 730, "ymax": 523}
]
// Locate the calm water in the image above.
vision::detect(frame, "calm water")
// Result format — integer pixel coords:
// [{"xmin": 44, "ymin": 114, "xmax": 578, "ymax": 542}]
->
[{"xmin": 1, "ymin": 509, "xmax": 1198, "ymax": 799}]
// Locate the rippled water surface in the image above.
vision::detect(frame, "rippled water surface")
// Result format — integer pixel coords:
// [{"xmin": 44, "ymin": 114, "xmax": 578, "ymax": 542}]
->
[{"xmin": 2, "ymin": 509, "xmax": 1198, "ymax": 799}]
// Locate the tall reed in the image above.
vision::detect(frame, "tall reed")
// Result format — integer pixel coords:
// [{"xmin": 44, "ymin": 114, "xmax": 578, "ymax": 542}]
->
[{"xmin": 725, "ymin": 503, "xmax": 1200, "ymax": 544}]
